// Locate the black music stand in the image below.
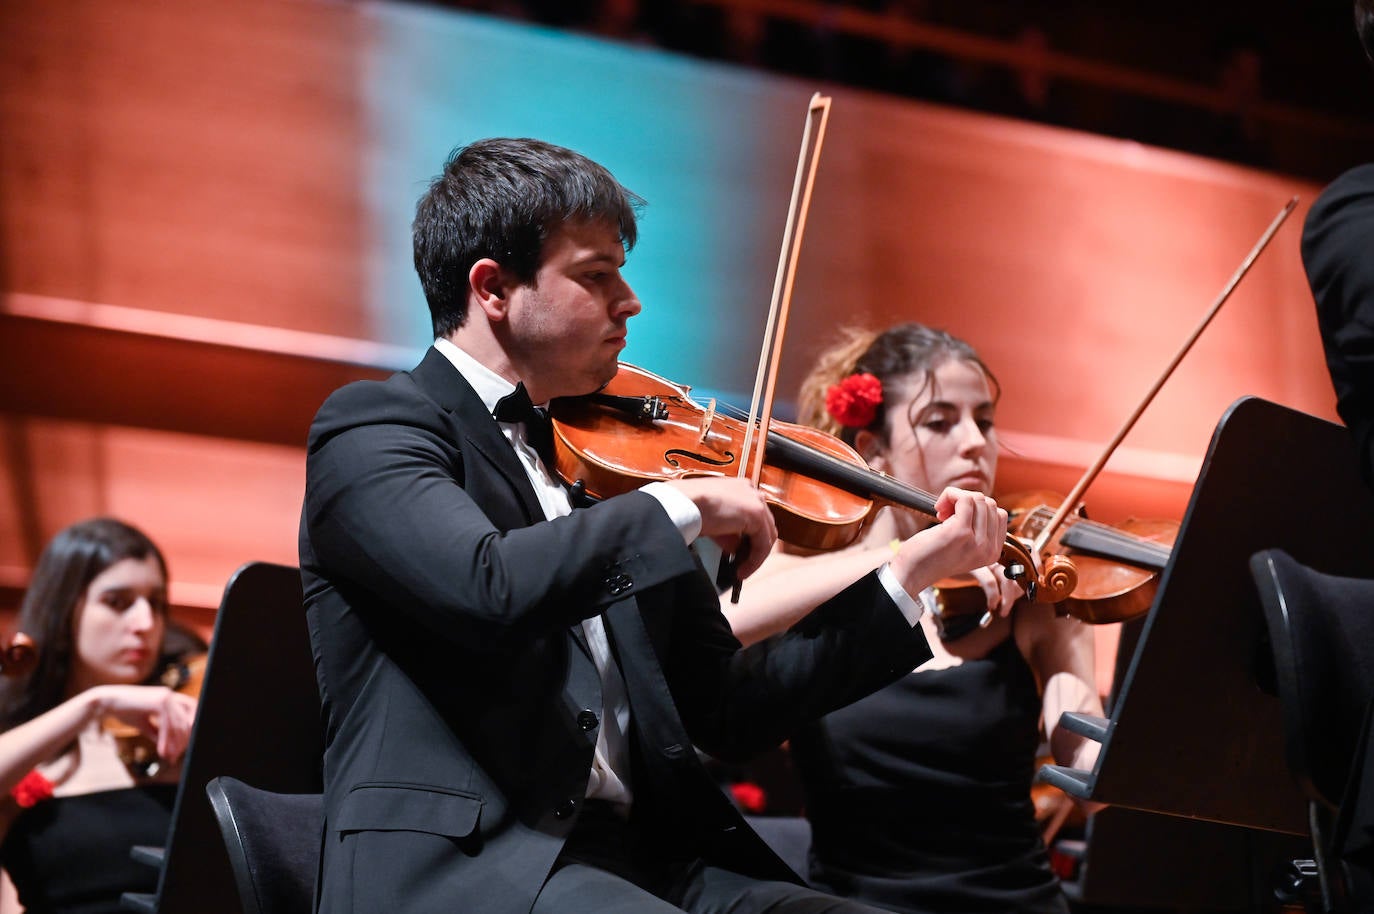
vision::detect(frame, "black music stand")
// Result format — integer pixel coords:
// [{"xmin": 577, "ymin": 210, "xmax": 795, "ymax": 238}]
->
[
  {"xmin": 120, "ymin": 562, "xmax": 323, "ymax": 914},
  {"xmin": 1039, "ymin": 397, "xmax": 1374, "ymax": 909}
]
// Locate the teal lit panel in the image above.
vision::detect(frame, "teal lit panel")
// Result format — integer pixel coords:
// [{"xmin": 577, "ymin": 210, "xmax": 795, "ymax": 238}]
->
[{"xmin": 361, "ymin": 3, "xmax": 815, "ymax": 406}]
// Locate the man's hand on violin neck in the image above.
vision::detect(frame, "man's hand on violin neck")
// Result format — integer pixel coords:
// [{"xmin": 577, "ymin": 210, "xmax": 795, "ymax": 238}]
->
[
  {"xmin": 893, "ymin": 487, "xmax": 1009, "ymax": 592},
  {"xmin": 666, "ymin": 477, "xmax": 777, "ymax": 579}
]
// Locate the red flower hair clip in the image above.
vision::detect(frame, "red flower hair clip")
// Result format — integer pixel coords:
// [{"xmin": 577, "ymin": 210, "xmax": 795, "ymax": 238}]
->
[
  {"xmin": 11, "ymin": 769, "xmax": 53, "ymax": 808},
  {"xmin": 825, "ymin": 372, "xmax": 883, "ymax": 428}
]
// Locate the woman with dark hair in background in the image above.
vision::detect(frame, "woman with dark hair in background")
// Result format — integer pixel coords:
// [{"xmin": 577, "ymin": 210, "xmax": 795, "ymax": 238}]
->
[
  {"xmin": 724, "ymin": 323, "xmax": 1101, "ymax": 914},
  {"xmin": 0, "ymin": 518, "xmax": 198, "ymax": 914}
]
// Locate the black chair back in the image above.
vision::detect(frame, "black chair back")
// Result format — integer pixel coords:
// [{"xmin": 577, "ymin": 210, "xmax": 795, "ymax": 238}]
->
[
  {"xmin": 206, "ymin": 776, "xmax": 323, "ymax": 914},
  {"xmin": 121, "ymin": 562, "xmax": 323, "ymax": 914},
  {"xmin": 1250, "ymin": 549, "xmax": 1374, "ymax": 810},
  {"xmin": 1037, "ymin": 397, "xmax": 1372, "ymax": 911},
  {"xmin": 1250, "ymin": 548, "xmax": 1374, "ymax": 911}
]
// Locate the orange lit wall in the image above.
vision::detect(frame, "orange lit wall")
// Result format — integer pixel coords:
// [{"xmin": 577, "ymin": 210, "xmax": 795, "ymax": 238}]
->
[
  {"xmin": 0, "ymin": 0, "xmax": 379, "ymax": 635},
  {"xmin": 785, "ymin": 99, "xmax": 1328, "ymax": 525},
  {"xmin": 0, "ymin": 0, "xmax": 1342, "ymax": 646}
]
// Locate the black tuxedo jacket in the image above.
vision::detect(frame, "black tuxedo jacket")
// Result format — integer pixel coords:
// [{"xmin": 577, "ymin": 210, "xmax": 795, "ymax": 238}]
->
[
  {"xmin": 299, "ymin": 348, "xmax": 933, "ymax": 914},
  {"xmin": 1305, "ymin": 163, "xmax": 1374, "ymax": 489}
]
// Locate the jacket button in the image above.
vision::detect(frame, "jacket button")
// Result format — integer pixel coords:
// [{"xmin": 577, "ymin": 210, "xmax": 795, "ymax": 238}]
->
[
  {"xmin": 554, "ymin": 799, "xmax": 577, "ymax": 819},
  {"xmin": 577, "ymin": 710, "xmax": 599, "ymax": 731}
]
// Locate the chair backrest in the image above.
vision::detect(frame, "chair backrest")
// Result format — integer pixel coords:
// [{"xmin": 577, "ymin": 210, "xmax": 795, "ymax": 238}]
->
[
  {"xmin": 1083, "ymin": 397, "xmax": 1374, "ymax": 837},
  {"xmin": 1249, "ymin": 548, "xmax": 1374, "ymax": 810},
  {"xmin": 1055, "ymin": 397, "xmax": 1372, "ymax": 910},
  {"xmin": 121, "ymin": 562, "xmax": 323, "ymax": 914},
  {"xmin": 206, "ymin": 776, "xmax": 323, "ymax": 914}
]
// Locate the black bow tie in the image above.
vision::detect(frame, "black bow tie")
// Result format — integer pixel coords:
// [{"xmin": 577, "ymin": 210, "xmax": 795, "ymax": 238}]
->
[{"xmin": 493, "ymin": 382, "xmax": 555, "ymax": 470}]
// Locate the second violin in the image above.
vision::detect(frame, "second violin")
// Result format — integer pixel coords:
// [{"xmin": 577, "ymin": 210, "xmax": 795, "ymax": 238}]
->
[
  {"xmin": 1006, "ymin": 491, "xmax": 1175, "ymax": 623},
  {"xmin": 930, "ymin": 492, "xmax": 1177, "ymax": 637}
]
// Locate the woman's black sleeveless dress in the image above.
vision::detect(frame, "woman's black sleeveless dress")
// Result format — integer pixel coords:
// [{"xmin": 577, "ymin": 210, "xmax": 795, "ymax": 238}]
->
[
  {"xmin": 790, "ymin": 631, "xmax": 1068, "ymax": 914},
  {"xmin": 1, "ymin": 784, "xmax": 176, "ymax": 914}
]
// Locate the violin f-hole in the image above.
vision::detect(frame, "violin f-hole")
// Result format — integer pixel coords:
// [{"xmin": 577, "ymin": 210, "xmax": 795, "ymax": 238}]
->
[{"xmin": 665, "ymin": 448, "xmax": 736, "ymax": 470}]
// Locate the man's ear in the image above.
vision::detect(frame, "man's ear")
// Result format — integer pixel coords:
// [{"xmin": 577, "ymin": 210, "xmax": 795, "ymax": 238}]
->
[
  {"xmin": 469, "ymin": 259, "xmax": 512, "ymax": 322},
  {"xmin": 854, "ymin": 429, "xmax": 888, "ymax": 473}
]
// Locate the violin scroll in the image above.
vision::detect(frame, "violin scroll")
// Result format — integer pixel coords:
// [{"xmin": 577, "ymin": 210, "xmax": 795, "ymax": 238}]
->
[
  {"xmin": 997, "ymin": 537, "xmax": 1077, "ymax": 605},
  {"xmin": 0, "ymin": 633, "xmax": 36, "ymax": 679},
  {"xmin": 1039, "ymin": 553, "xmax": 1080, "ymax": 605}
]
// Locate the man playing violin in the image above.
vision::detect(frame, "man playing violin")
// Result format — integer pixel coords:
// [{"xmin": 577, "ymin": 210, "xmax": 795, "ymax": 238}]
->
[{"xmin": 299, "ymin": 137, "xmax": 1008, "ymax": 914}]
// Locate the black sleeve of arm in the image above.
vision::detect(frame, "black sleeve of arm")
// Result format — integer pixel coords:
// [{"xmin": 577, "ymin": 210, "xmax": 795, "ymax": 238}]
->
[
  {"xmin": 663, "ymin": 568, "xmax": 933, "ymax": 762},
  {"xmin": 1304, "ymin": 164, "xmax": 1374, "ymax": 489},
  {"xmin": 301, "ymin": 417, "xmax": 698, "ymax": 652}
]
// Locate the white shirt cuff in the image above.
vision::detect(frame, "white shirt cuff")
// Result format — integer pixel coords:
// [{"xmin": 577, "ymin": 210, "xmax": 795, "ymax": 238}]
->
[
  {"xmin": 877, "ymin": 561, "xmax": 926, "ymax": 626},
  {"xmin": 641, "ymin": 482, "xmax": 702, "ymax": 544}
]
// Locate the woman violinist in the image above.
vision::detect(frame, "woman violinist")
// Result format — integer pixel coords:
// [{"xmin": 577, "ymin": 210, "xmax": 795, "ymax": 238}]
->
[
  {"xmin": 0, "ymin": 518, "xmax": 198, "ymax": 914},
  {"xmin": 722, "ymin": 324, "xmax": 1102, "ymax": 914}
]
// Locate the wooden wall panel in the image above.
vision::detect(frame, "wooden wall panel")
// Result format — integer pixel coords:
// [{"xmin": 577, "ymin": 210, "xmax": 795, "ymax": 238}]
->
[
  {"xmin": 0, "ymin": 0, "xmax": 368, "ymax": 337},
  {"xmin": 0, "ymin": 418, "xmax": 302, "ymax": 617},
  {"xmin": 0, "ymin": 0, "xmax": 371, "ymax": 613},
  {"xmin": 784, "ymin": 96, "xmax": 1327, "ymax": 527}
]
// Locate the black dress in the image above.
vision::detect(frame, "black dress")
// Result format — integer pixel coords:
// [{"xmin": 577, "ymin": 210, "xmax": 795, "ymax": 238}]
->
[
  {"xmin": 1, "ymin": 784, "xmax": 176, "ymax": 914},
  {"xmin": 790, "ymin": 629, "xmax": 1067, "ymax": 914}
]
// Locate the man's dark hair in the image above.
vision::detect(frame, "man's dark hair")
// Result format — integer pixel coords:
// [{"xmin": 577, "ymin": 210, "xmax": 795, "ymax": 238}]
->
[
  {"xmin": 413, "ymin": 138, "xmax": 644, "ymax": 339},
  {"xmin": 1359, "ymin": 0, "xmax": 1374, "ymax": 62}
]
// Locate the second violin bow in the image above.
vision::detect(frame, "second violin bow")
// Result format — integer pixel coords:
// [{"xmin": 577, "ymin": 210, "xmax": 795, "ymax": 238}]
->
[{"xmin": 1028, "ymin": 196, "xmax": 1300, "ymax": 562}]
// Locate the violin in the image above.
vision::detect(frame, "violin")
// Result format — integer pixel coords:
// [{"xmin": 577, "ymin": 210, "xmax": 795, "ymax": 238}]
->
[
  {"xmin": 1005, "ymin": 492, "xmax": 1176, "ymax": 623},
  {"xmin": 550, "ymin": 363, "xmax": 1078, "ymax": 603},
  {"xmin": 922, "ymin": 198, "xmax": 1297, "ymax": 638},
  {"xmin": 930, "ymin": 492, "xmax": 1177, "ymax": 637}
]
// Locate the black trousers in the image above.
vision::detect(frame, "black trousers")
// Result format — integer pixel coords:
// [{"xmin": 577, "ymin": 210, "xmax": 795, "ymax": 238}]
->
[{"xmin": 531, "ymin": 802, "xmax": 886, "ymax": 914}]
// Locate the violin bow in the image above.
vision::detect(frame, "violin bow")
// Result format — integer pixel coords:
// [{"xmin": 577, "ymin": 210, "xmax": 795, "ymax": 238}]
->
[
  {"xmin": 1029, "ymin": 196, "xmax": 1300, "ymax": 560},
  {"xmin": 725, "ymin": 92, "xmax": 832, "ymax": 601},
  {"xmin": 740, "ymin": 92, "xmax": 832, "ymax": 484}
]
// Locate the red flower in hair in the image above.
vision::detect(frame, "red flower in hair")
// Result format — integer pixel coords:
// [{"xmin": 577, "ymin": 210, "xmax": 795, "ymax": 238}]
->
[
  {"xmin": 11, "ymin": 770, "xmax": 53, "ymax": 808},
  {"xmin": 825, "ymin": 373, "xmax": 883, "ymax": 428}
]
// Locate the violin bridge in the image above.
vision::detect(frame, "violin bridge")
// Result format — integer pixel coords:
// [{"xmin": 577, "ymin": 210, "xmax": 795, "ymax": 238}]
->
[{"xmin": 698, "ymin": 398, "xmax": 716, "ymax": 446}]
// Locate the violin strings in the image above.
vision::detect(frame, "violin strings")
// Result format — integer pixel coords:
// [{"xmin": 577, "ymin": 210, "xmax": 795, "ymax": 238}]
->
[{"xmin": 1026, "ymin": 506, "xmax": 1173, "ymax": 560}]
